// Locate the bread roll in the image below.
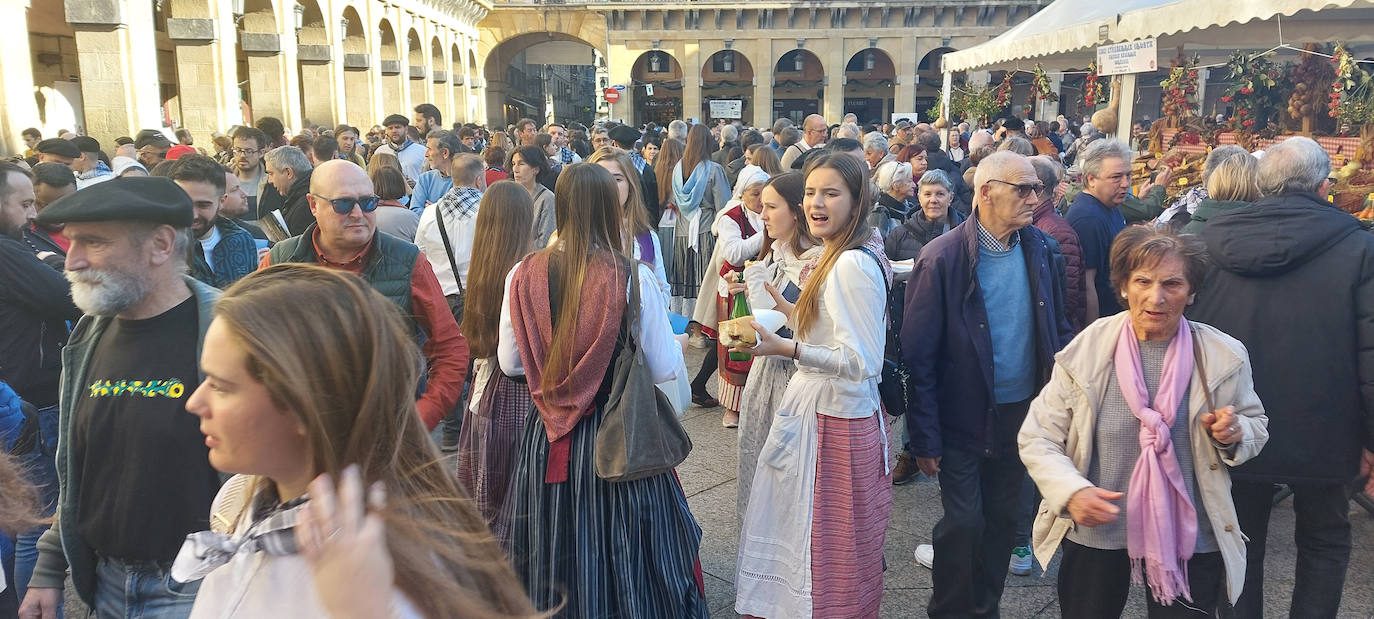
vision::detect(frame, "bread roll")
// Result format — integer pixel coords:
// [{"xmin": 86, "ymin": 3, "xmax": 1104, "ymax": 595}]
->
[{"xmin": 718, "ymin": 316, "xmax": 757, "ymax": 347}]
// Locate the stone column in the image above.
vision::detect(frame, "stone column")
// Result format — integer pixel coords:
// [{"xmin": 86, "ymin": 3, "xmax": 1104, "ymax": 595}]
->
[
  {"xmin": 681, "ymin": 43, "xmax": 701, "ymax": 123},
  {"xmin": 65, "ymin": 0, "xmax": 163, "ymax": 146},
  {"xmin": 895, "ymin": 39, "xmax": 917, "ymax": 116},
  {"xmin": 297, "ymin": 47, "xmax": 336, "ymax": 127},
  {"xmin": 167, "ymin": 11, "xmax": 237, "ymax": 145},
  {"xmin": 822, "ymin": 40, "xmax": 844, "ymax": 122},
  {"xmin": 752, "ymin": 42, "xmax": 773, "ymax": 128},
  {"xmin": 342, "ymin": 49, "xmax": 375, "ymax": 130},
  {"xmin": 0, "ymin": 0, "xmax": 42, "ymax": 155}
]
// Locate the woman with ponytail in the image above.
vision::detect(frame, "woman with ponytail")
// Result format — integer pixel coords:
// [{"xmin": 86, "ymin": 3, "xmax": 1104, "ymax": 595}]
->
[{"xmin": 734, "ymin": 153, "xmax": 895, "ymax": 618}]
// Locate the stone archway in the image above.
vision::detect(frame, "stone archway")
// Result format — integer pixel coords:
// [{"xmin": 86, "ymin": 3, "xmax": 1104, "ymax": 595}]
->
[
  {"xmin": 631, "ymin": 50, "xmax": 682, "ymax": 127},
  {"xmin": 468, "ymin": 48, "xmax": 481, "ymax": 122},
  {"xmin": 774, "ymin": 49, "xmax": 823, "ymax": 125},
  {"xmin": 482, "ymin": 32, "xmax": 599, "ymax": 128},
  {"xmin": 918, "ymin": 47, "xmax": 957, "ymax": 119},
  {"xmin": 844, "ymin": 48, "xmax": 896, "ymax": 125},
  {"xmin": 237, "ymin": 0, "xmax": 284, "ymax": 124},
  {"xmin": 429, "ymin": 36, "xmax": 447, "ymax": 120},
  {"xmin": 702, "ymin": 50, "xmax": 753, "ymax": 125},
  {"xmin": 451, "ymin": 43, "xmax": 464, "ymax": 124},
  {"xmin": 340, "ymin": 5, "xmax": 371, "ymax": 129},
  {"xmin": 406, "ymin": 29, "xmax": 426, "ymax": 114},
  {"xmin": 378, "ymin": 20, "xmax": 402, "ymax": 119}
]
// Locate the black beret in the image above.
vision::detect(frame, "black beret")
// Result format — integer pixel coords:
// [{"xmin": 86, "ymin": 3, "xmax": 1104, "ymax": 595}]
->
[
  {"xmin": 134, "ymin": 132, "xmax": 173, "ymax": 150},
  {"xmin": 1002, "ymin": 117, "xmax": 1026, "ymax": 132},
  {"xmin": 36, "ymin": 176, "xmax": 192, "ymax": 228},
  {"xmin": 608, "ymin": 125, "xmax": 642, "ymax": 148},
  {"xmin": 383, "ymin": 114, "xmax": 409, "ymax": 127},
  {"xmin": 36, "ymin": 138, "xmax": 81, "ymax": 159},
  {"xmin": 71, "ymin": 136, "xmax": 101, "ymax": 154}
]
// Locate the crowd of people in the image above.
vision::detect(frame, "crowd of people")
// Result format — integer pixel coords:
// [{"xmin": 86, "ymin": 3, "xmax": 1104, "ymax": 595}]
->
[{"xmin": 1, "ymin": 100, "xmax": 1372, "ymax": 619}]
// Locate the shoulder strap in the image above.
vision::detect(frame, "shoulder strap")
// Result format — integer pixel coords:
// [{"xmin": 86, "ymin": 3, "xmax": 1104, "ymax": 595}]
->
[
  {"xmin": 1191, "ymin": 325, "xmax": 1215, "ymax": 413},
  {"xmin": 854, "ymin": 246, "xmax": 891, "ymax": 295},
  {"xmin": 432, "ymin": 199, "xmax": 465, "ymax": 294}
]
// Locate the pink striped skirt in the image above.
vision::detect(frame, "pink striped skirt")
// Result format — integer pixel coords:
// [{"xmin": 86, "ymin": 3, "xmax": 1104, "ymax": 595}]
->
[{"xmin": 811, "ymin": 412, "xmax": 894, "ymax": 618}]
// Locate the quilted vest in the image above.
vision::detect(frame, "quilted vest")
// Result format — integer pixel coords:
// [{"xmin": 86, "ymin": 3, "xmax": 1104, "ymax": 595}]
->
[{"xmin": 269, "ymin": 228, "xmax": 418, "ymax": 318}]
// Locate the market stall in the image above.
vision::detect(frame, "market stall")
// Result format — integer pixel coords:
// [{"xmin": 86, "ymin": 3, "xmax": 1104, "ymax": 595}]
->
[{"xmin": 938, "ymin": 0, "xmax": 1374, "ymax": 215}]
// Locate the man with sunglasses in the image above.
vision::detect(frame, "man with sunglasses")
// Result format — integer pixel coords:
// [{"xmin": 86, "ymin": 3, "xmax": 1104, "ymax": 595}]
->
[
  {"xmin": 901, "ymin": 151, "xmax": 1073, "ymax": 618},
  {"xmin": 259, "ymin": 160, "xmax": 467, "ymax": 432}
]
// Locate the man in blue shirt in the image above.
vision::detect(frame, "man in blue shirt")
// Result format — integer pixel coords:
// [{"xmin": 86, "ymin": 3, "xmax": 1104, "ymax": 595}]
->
[
  {"xmin": 411, "ymin": 132, "xmax": 464, "ymax": 215},
  {"xmin": 1066, "ymin": 139, "xmax": 1134, "ymax": 322}
]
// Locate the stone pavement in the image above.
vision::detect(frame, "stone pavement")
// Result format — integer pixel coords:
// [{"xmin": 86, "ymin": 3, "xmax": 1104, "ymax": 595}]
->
[{"xmin": 681, "ymin": 349, "xmax": 1374, "ymax": 618}]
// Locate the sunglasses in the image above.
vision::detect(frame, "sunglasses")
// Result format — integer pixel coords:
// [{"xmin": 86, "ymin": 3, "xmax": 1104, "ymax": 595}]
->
[
  {"xmin": 312, "ymin": 193, "xmax": 380, "ymax": 214},
  {"xmin": 987, "ymin": 179, "xmax": 1046, "ymax": 199}
]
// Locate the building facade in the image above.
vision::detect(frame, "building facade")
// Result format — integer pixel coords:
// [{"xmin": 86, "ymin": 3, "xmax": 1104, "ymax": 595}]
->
[{"xmin": 4, "ymin": 0, "xmax": 1045, "ymax": 155}]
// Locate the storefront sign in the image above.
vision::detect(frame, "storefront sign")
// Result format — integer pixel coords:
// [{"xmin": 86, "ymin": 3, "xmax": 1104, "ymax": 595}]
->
[
  {"xmin": 710, "ymin": 99, "xmax": 743, "ymax": 119},
  {"xmin": 1096, "ymin": 38, "xmax": 1157, "ymax": 76}
]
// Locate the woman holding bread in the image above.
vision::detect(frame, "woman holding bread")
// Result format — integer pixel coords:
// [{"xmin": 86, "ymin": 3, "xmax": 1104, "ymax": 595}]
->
[
  {"xmin": 730, "ymin": 171, "xmax": 821, "ymax": 519},
  {"xmin": 734, "ymin": 152, "xmax": 895, "ymax": 619}
]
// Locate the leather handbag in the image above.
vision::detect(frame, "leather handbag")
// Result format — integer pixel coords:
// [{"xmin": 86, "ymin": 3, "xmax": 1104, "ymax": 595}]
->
[
  {"xmin": 433, "ymin": 200, "xmax": 466, "ymax": 324},
  {"xmin": 594, "ymin": 261, "xmax": 693, "ymax": 482}
]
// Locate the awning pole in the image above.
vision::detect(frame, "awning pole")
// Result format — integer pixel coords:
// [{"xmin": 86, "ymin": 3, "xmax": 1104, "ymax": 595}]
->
[
  {"xmin": 1114, "ymin": 73, "xmax": 1138, "ymax": 143},
  {"xmin": 941, "ymin": 71, "xmax": 953, "ymax": 145}
]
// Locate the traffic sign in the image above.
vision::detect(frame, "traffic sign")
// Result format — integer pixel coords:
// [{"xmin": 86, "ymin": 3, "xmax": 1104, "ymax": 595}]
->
[
  {"xmin": 612, "ymin": 84, "xmax": 627, "ymax": 92},
  {"xmin": 604, "ymin": 88, "xmax": 621, "ymax": 103}
]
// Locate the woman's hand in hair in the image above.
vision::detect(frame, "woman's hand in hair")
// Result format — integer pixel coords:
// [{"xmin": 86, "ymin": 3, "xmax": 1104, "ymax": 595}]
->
[{"xmin": 297, "ymin": 465, "xmax": 394, "ymax": 619}]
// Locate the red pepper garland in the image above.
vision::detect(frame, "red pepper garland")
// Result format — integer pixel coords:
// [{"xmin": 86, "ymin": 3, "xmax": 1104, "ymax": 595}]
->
[
  {"xmin": 1159, "ymin": 56, "xmax": 1200, "ymax": 121},
  {"xmin": 995, "ymin": 72, "xmax": 1014, "ymax": 108},
  {"xmin": 1083, "ymin": 62, "xmax": 1105, "ymax": 107}
]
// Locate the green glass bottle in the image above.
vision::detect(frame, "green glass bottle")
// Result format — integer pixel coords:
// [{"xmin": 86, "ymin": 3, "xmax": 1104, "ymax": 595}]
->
[{"xmin": 729, "ymin": 272, "xmax": 751, "ymax": 362}]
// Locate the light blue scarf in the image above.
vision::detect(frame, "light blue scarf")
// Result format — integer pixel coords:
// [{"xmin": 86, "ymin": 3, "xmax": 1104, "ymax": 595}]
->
[{"xmin": 672, "ymin": 161, "xmax": 711, "ymax": 218}]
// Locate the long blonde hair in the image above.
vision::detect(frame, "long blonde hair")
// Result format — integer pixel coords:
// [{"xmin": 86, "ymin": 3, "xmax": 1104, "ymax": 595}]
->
[
  {"xmin": 586, "ymin": 146, "xmax": 651, "ymax": 251},
  {"xmin": 462, "ymin": 181, "xmax": 534, "ymax": 359},
  {"xmin": 540, "ymin": 163, "xmax": 624, "ymax": 388},
  {"xmin": 793, "ymin": 152, "xmax": 877, "ymax": 337},
  {"xmin": 215, "ymin": 264, "xmax": 537, "ymax": 619}
]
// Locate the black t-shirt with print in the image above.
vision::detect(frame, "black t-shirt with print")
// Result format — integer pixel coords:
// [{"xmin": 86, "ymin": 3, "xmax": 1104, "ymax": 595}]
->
[{"xmin": 73, "ymin": 296, "xmax": 220, "ymax": 562}]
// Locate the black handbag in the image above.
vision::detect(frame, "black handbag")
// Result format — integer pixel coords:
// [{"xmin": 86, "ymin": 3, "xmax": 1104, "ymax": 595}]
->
[
  {"xmin": 432, "ymin": 199, "xmax": 466, "ymax": 323},
  {"xmin": 856, "ymin": 247, "xmax": 912, "ymax": 417},
  {"xmin": 594, "ymin": 261, "xmax": 693, "ymax": 482}
]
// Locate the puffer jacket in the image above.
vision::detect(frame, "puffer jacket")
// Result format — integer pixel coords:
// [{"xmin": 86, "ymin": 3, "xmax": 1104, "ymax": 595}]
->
[
  {"xmin": 869, "ymin": 192, "xmax": 913, "ymax": 238},
  {"xmin": 1019, "ymin": 313, "xmax": 1269, "ymax": 605},
  {"xmin": 1033, "ymin": 198, "xmax": 1085, "ymax": 332},
  {"xmin": 883, "ymin": 205, "xmax": 965, "ymax": 262}
]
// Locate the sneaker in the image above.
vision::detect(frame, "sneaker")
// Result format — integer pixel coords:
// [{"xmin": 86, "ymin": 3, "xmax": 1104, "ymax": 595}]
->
[
  {"xmin": 914, "ymin": 544, "xmax": 934, "ymax": 569},
  {"xmin": 892, "ymin": 451, "xmax": 919, "ymax": 486},
  {"xmin": 1009, "ymin": 546, "xmax": 1033, "ymax": 576},
  {"xmin": 440, "ymin": 429, "xmax": 461, "ymax": 453},
  {"xmin": 722, "ymin": 410, "xmax": 739, "ymax": 428},
  {"xmin": 689, "ymin": 333, "xmax": 711, "ymax": 349}
]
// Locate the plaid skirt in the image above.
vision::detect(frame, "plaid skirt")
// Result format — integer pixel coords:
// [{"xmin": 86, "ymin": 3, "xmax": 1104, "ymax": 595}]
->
[
  {"xmin": 454, "ymin": 367, "xmax": 531, "ymax": 544},
  {"xmin": 503, "ymin": 404, "xmax": 709, "ymax": 618}
]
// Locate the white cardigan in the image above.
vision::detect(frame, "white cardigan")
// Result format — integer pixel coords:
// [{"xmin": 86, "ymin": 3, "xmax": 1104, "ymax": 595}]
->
[{"xmin": 1018, "ymin": 313, "xmax": 1269, "ymax": 604}]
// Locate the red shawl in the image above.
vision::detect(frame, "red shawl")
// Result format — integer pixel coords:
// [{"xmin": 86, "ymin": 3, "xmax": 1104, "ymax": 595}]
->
[{"xmin": 509, "ymin": 250, "xmax": 626, "ymax": 482}]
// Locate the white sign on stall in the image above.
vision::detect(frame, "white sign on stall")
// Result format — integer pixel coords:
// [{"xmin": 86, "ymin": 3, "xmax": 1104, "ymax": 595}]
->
[
  {"xmin": 1096, "ymin": 38, "xmax": 1158, "ymax": 76},
  {"xmin": 709, "ymin": 99, "xmax": 743, "ymax": 119}
]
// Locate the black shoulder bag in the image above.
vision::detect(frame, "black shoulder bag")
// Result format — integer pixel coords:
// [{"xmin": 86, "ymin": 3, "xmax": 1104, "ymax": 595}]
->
[
  {"xmin": 432, "ymin": 202, "xmax": 466, "ymax": 324},
  {"xmin": 856, "ymin": 246, "xmax": 913, "ymax": 417}
]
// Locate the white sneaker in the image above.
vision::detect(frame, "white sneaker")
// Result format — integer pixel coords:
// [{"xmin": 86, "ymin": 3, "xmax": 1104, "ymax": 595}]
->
[
  {"xmin": 913, "ymin": 544, "xmax": 934, "ymax": 569},
  {"xmin": 1009, "ymin": 546, "xmax": 1033, "ymax": 576}
]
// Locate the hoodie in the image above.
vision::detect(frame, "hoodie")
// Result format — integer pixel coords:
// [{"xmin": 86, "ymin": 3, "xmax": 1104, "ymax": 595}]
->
[{"xmin": 1187, "ymin": 192, "xmax": 1374, "ymax": 484}]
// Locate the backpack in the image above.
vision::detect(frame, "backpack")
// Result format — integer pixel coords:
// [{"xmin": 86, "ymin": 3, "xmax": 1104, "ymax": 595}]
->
[{"xmin": 855, "ymin": 247, "xmax": 912, "ymax": 417}]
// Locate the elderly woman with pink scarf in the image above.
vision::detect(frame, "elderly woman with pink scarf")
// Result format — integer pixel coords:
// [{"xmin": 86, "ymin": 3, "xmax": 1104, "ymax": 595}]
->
[{"xmin": 1019, "ymin": 226, "xmax": 1268, "ymax": 618}]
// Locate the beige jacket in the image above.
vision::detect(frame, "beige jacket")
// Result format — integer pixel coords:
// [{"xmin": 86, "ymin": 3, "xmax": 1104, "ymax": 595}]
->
[{"xmin": 1018, "ymin": 313, "xmax": 1269, "ymax": 604}]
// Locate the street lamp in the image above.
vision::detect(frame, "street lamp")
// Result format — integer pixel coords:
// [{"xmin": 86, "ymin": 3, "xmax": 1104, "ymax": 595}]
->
[
  {"xmin": 339, "ymin": 18, "xmax": 348, "ymax": 42},
  {"xmin": 865, "ymin": 51, "xmax": 875, "ymax": 71},
  {"xmin": 293, "ymin": 2, "xmax": 305, "ymax": 33},
  {"xmin": 793, "ymin": 53, "xmax": 804, "ymax": 72},
  {"xmin": 723, "ymin": 51, "xmax": 734, "ymax": 73},
  {"xmin": 649, "ymin": 52, "xmax": 662, "ymax": 73}
]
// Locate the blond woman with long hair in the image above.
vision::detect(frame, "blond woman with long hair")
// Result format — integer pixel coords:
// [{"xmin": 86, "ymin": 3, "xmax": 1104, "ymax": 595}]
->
[
  {"xmin": 498, "ymin": 163, "xmax": 706, "ymax": 617},
  {"xmin": 173, "ymin": 264, "xmax": 534, "ymax": 618},
  {"xmin": 454, "ymin": 181, "xmax": 534, "ymax": 541},
  {"xmin": 734, "ymin": 153, "xmax": 895, "ymax": 618}
]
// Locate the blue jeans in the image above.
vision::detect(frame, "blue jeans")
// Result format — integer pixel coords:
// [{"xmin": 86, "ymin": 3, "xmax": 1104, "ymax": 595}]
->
[{"xmin": 94, "ymin": 556, "xmax": 200, "ymax": 619}]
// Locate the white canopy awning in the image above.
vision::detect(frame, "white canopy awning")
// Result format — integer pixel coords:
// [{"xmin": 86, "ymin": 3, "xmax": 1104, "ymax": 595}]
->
[{"xmin": 943, "ymin": 0, "xmax": 1374, "ymax": 73}]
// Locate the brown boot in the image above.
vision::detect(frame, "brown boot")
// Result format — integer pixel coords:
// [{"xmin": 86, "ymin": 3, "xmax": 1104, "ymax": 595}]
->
[{"xmin": 892, "ymin": 451, "xmax": 919, "ymax": 486}]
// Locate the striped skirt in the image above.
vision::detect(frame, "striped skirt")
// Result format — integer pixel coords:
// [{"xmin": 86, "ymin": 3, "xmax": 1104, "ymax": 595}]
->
[
  {"xmin": 503, "ymin": 404, "xmax": 709, "ymax": 618},
  {"xmin": 668, "ymin": 220, "xmax": 716, "ymax": 313},
  {"xmin": 454, "ymin": 369, "xmax": 531, "ymax": 544},
  {"xmin": 811, "ymin": 412, "xmax": 894, "ymax": 618}
]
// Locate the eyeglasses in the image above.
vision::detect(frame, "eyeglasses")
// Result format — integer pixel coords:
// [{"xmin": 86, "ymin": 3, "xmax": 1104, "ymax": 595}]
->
[
  {"xmin": 311, "ymin": 193, "xmax": 380, "ymax": 214},
  {"xmin": 987, "ymin": 179, "xmax": 1046, "ymax": 199},
  {"xmin": 231, "ymin": 148, "xmax": 261, "ymax": 155}
]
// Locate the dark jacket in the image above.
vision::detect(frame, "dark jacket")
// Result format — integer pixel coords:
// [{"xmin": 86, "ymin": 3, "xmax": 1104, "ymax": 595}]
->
[
  {"xmin": 639, "ymin": 164, "xmax": 662, "ymax": 228},
  {"xmin": 901, "ymin": 217, "xmax": 1073, "ymax": 458},
  {"xmin": 0, "ymin": 236, "xmax": 81, "ymax": 407},
  {"xmin": 1180, "ymin": 198, "xmax": 1249, "ymax": 236},
  {"xmin": 726, "ymin": 154, "xmax": 748, "ymax": 189},
  {"xmin": 1033, "ymin": 198, "xmax": 1085, "ymax": 332},
  {"xmin": 21, "ymin": 226, "xmax": 66, "ymax": 268},
  {"xmin": 884, "ymin": 205, "xmax": 965, "ymax": 262},
  {"xmin": 269, "ymin": 226, "xmax": 418, "ymax": 314},
  {"xmin": 189, "ymin": 216, "xmax": 259, "ymax": 289},
  {"xmin": 31, "ymin": 277, "xmax": 221, "ymax": 605},
  {"xmin": 279, "ymin": 169, "xmax": 314, "ymax": 236},
  {"xmin": 869, "ymin": 192, "xmax": 914, "ymax": 239},
  {"xmin": 1188, "ymin": 192, "xmax": 1374, "ymax": 484},
  {"xmin": 711, "ymin": 142, "xmax": 738, "ymax": 169}
]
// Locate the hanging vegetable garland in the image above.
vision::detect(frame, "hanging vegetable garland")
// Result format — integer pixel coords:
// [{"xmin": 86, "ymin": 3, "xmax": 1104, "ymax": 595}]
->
[
  {"xmin": 995, "ymin": 72, "xmax": 1014, "ymax": 108},
  {"xmin": 1029, "ymin": 64, "xmax": 1059, "ymax": 105},
  {"xmin": 1330, "ymin": 44, "xmax": 1373, "ymax": 125},
  {"xmin": 1220, "ymin": 52, "xmax": 1284, "ymax": 138},
  {"xmin": 1083, "ymin": 62, "xmax": 1106, "ymax": 107},
  {"xmin": 1160, "ymin": 56, "xmax": 1200, "ymax": 120}
]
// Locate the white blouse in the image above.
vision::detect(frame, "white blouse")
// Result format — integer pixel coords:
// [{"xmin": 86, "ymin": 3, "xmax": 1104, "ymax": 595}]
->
[
  {"xmin": 498, "ymin": 260, "xmax": 683, "ymax": 385},
  {"xmin": 791, "ymin": 250, "xmax": 887, "ymax": 418},
  {"xmin": 743, "ymin": 240, "xmax": 821, "ymax": 311}
]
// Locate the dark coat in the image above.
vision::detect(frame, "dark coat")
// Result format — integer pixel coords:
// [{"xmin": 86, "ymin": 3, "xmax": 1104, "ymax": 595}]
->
[
  {"xmin": 189, "ymin": 216, "xmax": 260, "ymax": 289},
  {"xmin": 1180, "ymin": 198, "xmax": 1249, "ymax": 236},
  {"xmin": 0, "ymin": 236, "xmax": 80, "ymax": 407},
  {"xmin": 639, "ymin": 163, "xmax": 662, "ymax": 227},
  {"xmin": 869, "ymin": 192, "xmax": 914, "ymax": 239},
  {"xmin": 901, "ymin": 217, "xmax": 1074, "ymax": 459},
  {"xmin": 1033, "ymin": 199, "xmax": 1085, "ymax": 332},
  {"xmin": 884, "ymin": 204, "xmax": 965, "ymax": 262},
  {"xmin": 1188, "ymin": 192, "xmax": 1374, "ymax": 484}
]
